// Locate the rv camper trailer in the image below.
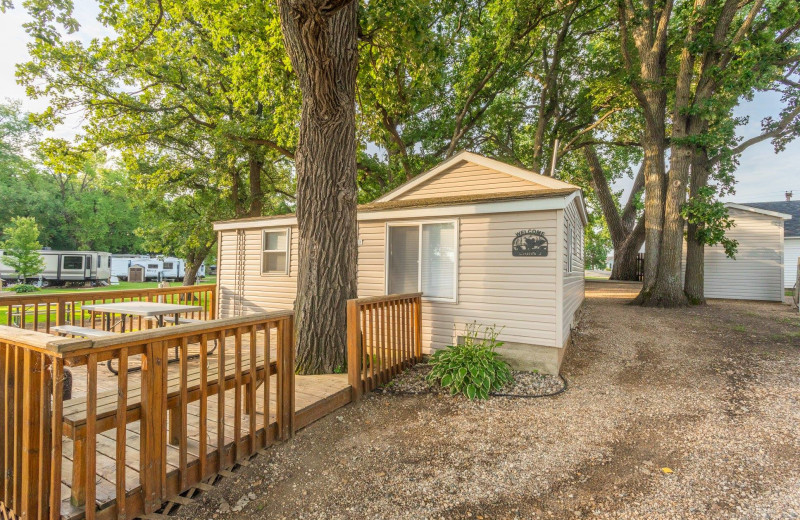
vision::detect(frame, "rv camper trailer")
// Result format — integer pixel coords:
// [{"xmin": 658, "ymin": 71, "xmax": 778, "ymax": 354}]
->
[{"xmin": 0, "ymin": 249, "xmax": 112, "ymax": 286}]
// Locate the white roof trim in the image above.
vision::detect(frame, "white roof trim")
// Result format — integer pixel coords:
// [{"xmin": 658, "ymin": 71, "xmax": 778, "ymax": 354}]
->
[
  {"xmin": 375, "ymin": 151, "xmax": 577, "ymax": 202},
  {"xmin": 726, "ymin": 203, "xmax": 793, "ymax": 220},
  {"xmin": 214, "ymin": 193, "xmax": 585, "ymax": 231}
]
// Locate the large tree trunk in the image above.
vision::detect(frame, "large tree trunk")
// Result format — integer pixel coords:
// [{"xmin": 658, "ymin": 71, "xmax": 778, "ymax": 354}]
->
[
  {"xmin": 638, "ymin": 118, "xmax": 667, "ymax": 299},
  {"xmin": 279, "ymin": 0, "xmax": 359, "ymax": 374},
  {"xmin": 248, "ymin": 152, "xmax": 264, "ymax": 217},
  {"xmin": 684, "ymin": 148, "xmax": 710, "ymax": 303},
  {"xmin": 182, "ymin": 242, "xmax": 215, "ymax": 286},
  {"xmin": 610, "ymin": 218, "xmax": 645, "ymax": 281}
]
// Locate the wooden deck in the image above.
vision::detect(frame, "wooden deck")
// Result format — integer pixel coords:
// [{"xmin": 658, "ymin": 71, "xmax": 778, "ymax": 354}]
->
[
  {"xmin": 58, "ymin": 350, "xmax": 351, "ymax": 519},
  {"xmin": 1, "ymin": 290, "xmax": 422, "ymax": 520}
]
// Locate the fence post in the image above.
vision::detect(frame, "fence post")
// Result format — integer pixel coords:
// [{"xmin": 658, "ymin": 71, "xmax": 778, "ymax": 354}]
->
[
  {"xmin": 209, "ymin": 286, "xmax": 217, "ymax": 320},
  {"xmin": 346, "ymin": 300, "xmax": 362, "ymax": 402}
]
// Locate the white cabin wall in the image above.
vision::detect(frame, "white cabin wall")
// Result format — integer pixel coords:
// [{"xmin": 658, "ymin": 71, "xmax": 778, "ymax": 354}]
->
[
  {"xmin": 561, "ymin": 200, "xmax": 585, "ymax": 346},
  {"xmin": 702, "ymin": 208, "xmax": 784, "ymax": 301},
  {"xmin": 784, "ymin": 237, "xmax": 800, "ymax": 288},
  {"xmin": 218, "ymin": 226, "xmax": 299, "ymax": 317},
  {"xmin": 357, "ymin": 210, "xmax": 560, "ymax": 352}
]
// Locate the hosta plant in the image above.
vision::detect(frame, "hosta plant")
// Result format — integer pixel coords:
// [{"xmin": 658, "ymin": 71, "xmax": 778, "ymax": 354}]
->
[{"xmin": 427, "ymin": 323, "xmax": 512, "ymax": 399}]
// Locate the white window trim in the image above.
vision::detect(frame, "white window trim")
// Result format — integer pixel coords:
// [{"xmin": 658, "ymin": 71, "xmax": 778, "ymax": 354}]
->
[
  {"xmin": 384, "ymin": 219, "xmax": 459, "ymax": 303},
  {"xmin": 261, "ymin": 227, "xmax": 291, "ymax": 276}
]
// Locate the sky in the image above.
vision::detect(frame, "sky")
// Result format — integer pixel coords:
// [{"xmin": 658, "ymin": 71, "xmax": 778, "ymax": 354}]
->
[{"xmin": 1, "ymin": 2, "xmax": 798, "ymax": 204}]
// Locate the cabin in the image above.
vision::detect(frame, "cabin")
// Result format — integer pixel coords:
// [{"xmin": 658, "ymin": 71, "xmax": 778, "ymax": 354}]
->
[
  {"xmin": 735, "ymin": 199, "xmax": 799, "ymax": 289},
  {"xmin": 699, "ymin": 203, "xmax": 791, "ymax": 301},
  {"xmin": 213, "ymin": 152, "xmax": 587, "ymax": 374}
]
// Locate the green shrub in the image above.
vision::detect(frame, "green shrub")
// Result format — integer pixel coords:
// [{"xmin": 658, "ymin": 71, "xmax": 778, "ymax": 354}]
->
[
  {"xmin": 427, "ymin": 323, "xmax": 512, "ymax": 399},
  {"xmin": 12, "ymin": 284, "xmax": 39, "ymax": 294}
]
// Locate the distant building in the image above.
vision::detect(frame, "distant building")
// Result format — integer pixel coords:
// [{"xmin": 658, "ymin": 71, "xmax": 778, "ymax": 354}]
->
[{"xmin": 737, "ymin": 196, "xmax": 800, "ymax": 289}]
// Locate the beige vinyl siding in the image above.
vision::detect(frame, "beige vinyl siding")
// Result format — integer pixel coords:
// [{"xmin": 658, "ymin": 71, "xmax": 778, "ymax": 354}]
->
[
  {"xmin": 217, "ymin": 208, "xmax": 576, "ymax": 353},
  {"xmin": 356, "ymin": 211, "xmax": 560, "ymax": 352},
  {"xmin": 561, "ymin": 200, "xmax": 585, "ymax": 346},
  {"xmin": 395, "ymin": 161, "xmax": 548, "ymax": 201},
  {"xmin": 218, "ymin": 226, "xmax": 299, "ymax": 317},
  {"xmin": 703, "ymin": 208, "xmax": 784, "ymax": 301},
  {"xmin": 783, "ymin": 237, "xmax": 800, "ymax": 288}
]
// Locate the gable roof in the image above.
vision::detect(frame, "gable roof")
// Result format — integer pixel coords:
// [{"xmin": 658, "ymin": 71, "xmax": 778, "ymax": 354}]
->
[
  {"xmin": 213, "ymin": 188, "xmax": 587, "ymax": 231},
  {"xmin": 375, "ymin": 151, "xmax": 577, "ymax": 202},
  {"xmin": 734, "ymin": 200, "xmax": 799, "ymax": 237}
]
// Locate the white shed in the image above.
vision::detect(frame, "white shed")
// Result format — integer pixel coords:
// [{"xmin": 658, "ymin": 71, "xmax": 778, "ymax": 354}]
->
[
  {"xmin": 213, "ymin": 152, "xmax": 587, "ymax": 374},
  {"xmin": 734, "ymin": 200, "xmax": 799, "ymax": 288},
  {"xmin": 701, "ymin": 203, "xmax": 792, "ymax": 301}
]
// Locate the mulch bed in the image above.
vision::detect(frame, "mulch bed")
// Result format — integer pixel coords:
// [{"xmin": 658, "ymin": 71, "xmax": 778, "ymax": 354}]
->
[{"xmin": 375, "ymin": 362, "xmax": 566, "ymax": 398}]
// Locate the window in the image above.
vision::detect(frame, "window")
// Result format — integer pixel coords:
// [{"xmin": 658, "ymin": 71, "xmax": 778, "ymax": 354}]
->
[
  {"xmin": 63, "ymin": 256, "xmax": 83, "ymax": 270},
  {"xmin": 163, "ymin": 262, "xmax": 174, "ymax": 270},
  {"xmin": 86, "ymin": 256, "xmax": 91, "ymax": 269},
  {"xmin": 107, "ymin": 256, "xmax": 112, "ymax": 268},
  {"xmin": 148, "ymin": 264, "xmax": 159, "ymax": 269},
  {"xmin": 262, "ymin": 229, "xmax": 290, "ymax": 275},
  {"xmin": 387, "ymin": 221, "xmax": 457, "ymax": 301}
]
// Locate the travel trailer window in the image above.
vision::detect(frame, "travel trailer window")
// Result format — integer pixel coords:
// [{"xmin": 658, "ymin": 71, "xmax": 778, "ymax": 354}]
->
[
  {"xmin": 387, "ymin": 221, "xmax": 457, "ymax": 301},
  {"xmin": 148, "ymin": 264, "xmax": 159, "ymax": 269},
  {"xmin": 262, "ymin": 229, "xmax": 290, "ymax": 275},
  {"xmin": 63, "ymin": 256, "xmax": 83, "ymax": 270},
  {"xmin": 163, "ymin": 262, "xmax": 174, "ymax": 270}
]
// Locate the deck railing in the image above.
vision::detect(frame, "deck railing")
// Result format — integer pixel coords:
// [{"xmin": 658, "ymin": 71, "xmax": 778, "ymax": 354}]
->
[
  {"xmin": 0, "ymin": 285, "xmax": 216, "ymax": 334},
  {"xmin": 347, "ymin": 293, "xmax": 422, "ymax": 401},
  {"xmin": 0, "ymin": 311, "xmax": 294, "ymax": 520}
]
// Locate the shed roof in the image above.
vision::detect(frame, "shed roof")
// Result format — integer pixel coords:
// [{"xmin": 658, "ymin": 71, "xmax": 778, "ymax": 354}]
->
[{"xmin": 734, "ymin": 201, "xmax": 799, "ymax": 237}]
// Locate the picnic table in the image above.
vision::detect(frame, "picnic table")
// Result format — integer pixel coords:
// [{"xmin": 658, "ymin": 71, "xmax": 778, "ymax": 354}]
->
[
  {"xmin": 81, "ymin": 301, "xmax": 205, "ymax": 331},
  {"xmin": 69, "ymin": 301, "xmax": 212, "ymax": 374}
]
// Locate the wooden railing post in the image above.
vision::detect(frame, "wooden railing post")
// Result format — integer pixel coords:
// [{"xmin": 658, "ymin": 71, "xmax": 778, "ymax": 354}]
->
[
  {"xmin": 346, "ymin": 299, "xmax": 362, "ymax": 402},
  {"xmin": 414, "ymin": 296, "xmax": 422, "ymax": 361},
  {"xmin": 55, "ymin": 300, "xmax": 66, "ymax": 327},
  {"xmin": 276, "ymin": 316, "xmax": 295, "ymax": 441},
  {"xmin": 139, "ymin": 341, "xmax": 167, "ymax": 513},
  {"xmin": 20, "ymin": 350, "xmax": 46, "ymax": 519}
]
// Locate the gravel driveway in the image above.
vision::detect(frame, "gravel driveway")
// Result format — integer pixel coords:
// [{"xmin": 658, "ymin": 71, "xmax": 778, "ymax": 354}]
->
[{"xmin": 176, "ymin": 281, "xmax": 800, "ymax": 519}]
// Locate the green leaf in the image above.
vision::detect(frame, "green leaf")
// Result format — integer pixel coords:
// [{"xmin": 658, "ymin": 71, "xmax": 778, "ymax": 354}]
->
[{"xmin": 466, "ymin": 384, "xmax": 476, "ymax": 400}]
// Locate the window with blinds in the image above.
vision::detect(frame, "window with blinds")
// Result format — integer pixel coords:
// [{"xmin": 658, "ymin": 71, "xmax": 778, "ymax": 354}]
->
[
  {"xmin": 387, "ymin": 221, "xmax": 457, "ymax": 301},
  {"xmin": 262, "ymin": 228, "xmax": 290, "ymax": 275}
]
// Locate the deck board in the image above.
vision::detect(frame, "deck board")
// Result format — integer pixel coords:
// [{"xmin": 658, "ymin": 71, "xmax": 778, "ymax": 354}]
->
[{"xmin": 57, "ymin": 342, "xmax": 350, "ymax": 520}]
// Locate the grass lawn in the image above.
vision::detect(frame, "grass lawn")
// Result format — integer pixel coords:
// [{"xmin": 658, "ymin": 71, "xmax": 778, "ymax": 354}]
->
[{"xmin": 0, "ymin": 277, "xmax": 216, "ymax": 326}]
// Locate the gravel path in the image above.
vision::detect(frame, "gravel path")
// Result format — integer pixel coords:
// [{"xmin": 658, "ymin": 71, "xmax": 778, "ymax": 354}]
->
[{"xmin": 176, "ymin": 282, "xmax": 800, "ymax": 519}]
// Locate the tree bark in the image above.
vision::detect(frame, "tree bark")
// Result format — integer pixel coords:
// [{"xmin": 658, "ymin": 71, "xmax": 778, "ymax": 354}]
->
[
  {"xmin": 248, "ymin": 152, "xmax": 264, "ymax": 217},
  {"xmin": 684, "ymin": 148, "xmax": 711, "ymax": 303},
  {"xmin": 279, "ymin": 0, "xmax": 359, "ymax": 374},
  {"xmin": 182, "ymin": 242, "xmax": 214, "ymax": 286},
  {"xmin": 610, "ymin": 218, "xmax": 645, "ymax": 281}
]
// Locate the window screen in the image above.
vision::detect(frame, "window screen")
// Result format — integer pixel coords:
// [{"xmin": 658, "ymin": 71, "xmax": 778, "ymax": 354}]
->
[
  {"xmin": 63, "ymin": 256, "xmax": 83, "ymax": 270},
  {"xmin": 163, "ymin": 262, "xmax": 174, "ymax": 270},
  {"xmin": 421, "ymin": 223, "xmax": 456, "ymax": 299},
  {"xmin": 262, "ymin": 229, "xmax": 289, "ymax": 274},
  {"xmin": 387, "ymin": 222, "xmax": 457, "ymax": 300},
  {"xmin": 387, "ymin": 226, "xmax": 419, "ymax": 294}
]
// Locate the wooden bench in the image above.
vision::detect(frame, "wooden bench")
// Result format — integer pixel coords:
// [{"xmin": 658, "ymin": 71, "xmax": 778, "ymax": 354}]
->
[
  {"xmin": 52, "ymin": 325, "xmax": 120, "ymax": 338},
  {"xmin": 62, "ymin": 351, "xmax": 276, "ymax": 507}
]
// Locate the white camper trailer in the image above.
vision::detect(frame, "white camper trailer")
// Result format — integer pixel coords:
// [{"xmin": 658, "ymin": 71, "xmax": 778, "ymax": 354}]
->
[
  {"xmin": 110, "ymin": 255, "xmax": 150, "ymax": 280},
  {"xmin": 0, "ymin": 249, "xmax": 112, "ymax": 286}
]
